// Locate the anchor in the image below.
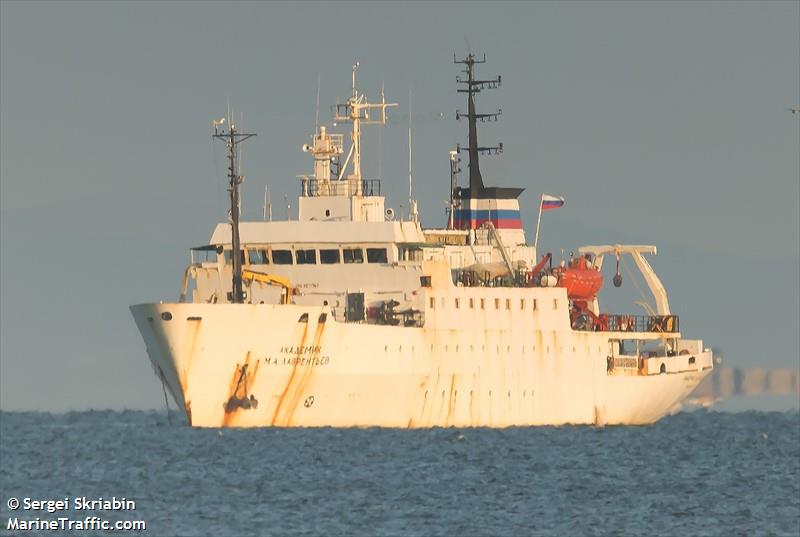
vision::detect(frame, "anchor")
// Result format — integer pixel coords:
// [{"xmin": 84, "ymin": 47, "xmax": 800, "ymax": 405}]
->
[{"xmin": 223, "ymin": 363, "xmax": 259, "ymax": 412}]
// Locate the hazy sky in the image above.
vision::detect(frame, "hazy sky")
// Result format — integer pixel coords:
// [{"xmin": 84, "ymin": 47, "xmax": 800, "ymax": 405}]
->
[{"xmin": 1, "ymin": 1, "xmax": 798, "ymax": 411}]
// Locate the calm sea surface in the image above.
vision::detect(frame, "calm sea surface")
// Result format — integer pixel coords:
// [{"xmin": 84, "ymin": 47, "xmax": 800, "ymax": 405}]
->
[{"xmin": 1, "ymin": 409, "xmax": 798, "ymax": 536}]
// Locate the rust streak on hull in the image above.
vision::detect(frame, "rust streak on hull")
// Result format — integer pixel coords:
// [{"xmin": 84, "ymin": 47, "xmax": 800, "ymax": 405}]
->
[
  {"xmin": 445, "ymin": 374, "xmax": 457, "ymax": 426},
  {"xmin": 279, "ymin": 320, "xmax": 327, "ymax": 425},
  {"xmin": 270, "ymin": 322, "xmax": 310, "ymax": 425}
]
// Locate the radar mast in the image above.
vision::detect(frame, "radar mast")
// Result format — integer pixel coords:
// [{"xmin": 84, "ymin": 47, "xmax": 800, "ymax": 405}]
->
[
  {"xmin": 454, "ymin": 53, "xmax": 503, "ymax": 198},
  {"xmin": 212, "ymin": 116, "xmax": 256, "ymax": 304},
  {"xmin": 334, "ymin": 62, "xmax": 398, "ymax": 195}
]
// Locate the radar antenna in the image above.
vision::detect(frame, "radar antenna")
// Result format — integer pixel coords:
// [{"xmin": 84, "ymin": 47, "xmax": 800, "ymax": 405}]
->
[
  {"xmin": 333, "ymin": 62, "xmax": 398, "ymax": 195},
  {"xmin": 212, "ymin": 115, "xmax": 257, "ymax": 304}
]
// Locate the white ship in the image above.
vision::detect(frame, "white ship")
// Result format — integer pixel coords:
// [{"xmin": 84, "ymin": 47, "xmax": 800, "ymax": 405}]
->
[{"xmin": 131, "ymin": 55, "xmax": 713, "ymax": 427}]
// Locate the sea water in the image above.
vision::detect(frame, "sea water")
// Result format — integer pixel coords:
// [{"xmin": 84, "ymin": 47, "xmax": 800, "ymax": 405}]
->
[{"xmin": 1, "ymin": 409, "xmax": 798, "ymax": 536}]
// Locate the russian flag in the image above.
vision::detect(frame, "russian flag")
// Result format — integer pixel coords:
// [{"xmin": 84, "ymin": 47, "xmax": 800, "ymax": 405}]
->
[{"xmin": 541, "ymin": 194, "xmax": 565, "ymax": 211}]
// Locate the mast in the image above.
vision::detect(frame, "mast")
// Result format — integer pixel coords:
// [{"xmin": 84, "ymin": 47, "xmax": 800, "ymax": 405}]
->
[
  {"xmin": 212, "ymin": 116, "xmax": 256, "ymax": 304},
  {"xmin": 334, "ymin": 62, "xmax": 397, "ymax": 195},
  {"xmin": 454, "ymin": 53, "xmax": 502, "ymax": 198},
  {"xmin": 448, "ymin": 149, "xmax": 460, "ymax": 229}
]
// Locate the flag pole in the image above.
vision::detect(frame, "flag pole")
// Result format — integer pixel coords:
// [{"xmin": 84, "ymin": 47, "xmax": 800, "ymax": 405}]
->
[{"xmin": 534, "ymin": 194, "xmax": 544, "ymax": 252}]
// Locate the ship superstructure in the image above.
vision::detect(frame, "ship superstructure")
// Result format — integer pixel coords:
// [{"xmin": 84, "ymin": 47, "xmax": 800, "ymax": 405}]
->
[{"xmin": 131, "ymin": 55, "xmax": 713, "ymax": 427}]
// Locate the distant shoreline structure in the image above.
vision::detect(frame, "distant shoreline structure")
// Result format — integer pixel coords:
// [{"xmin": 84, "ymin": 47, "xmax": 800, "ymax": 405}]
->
[{"xmin": 689, "ymin": 367, "xmax": 799, "ymax": 406}]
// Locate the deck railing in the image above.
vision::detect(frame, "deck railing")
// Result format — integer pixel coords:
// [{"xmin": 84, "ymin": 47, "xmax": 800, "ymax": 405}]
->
[
  {"xmin": 300, "ymin": 178, "xmax": 381, "ymax": 197},
  {"xmin": 595, "ymin": 314, "xmax": 680, "ymax": 333}
]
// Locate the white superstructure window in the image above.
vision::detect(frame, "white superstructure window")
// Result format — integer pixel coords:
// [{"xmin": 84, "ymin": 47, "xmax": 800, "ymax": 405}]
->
[
  {"xmin": 366, "ymin": 248, "xmax": 388, "ymax": 263},
  {"xmin": 343, "ymin": 248, "xmax": 364, "ymax": 264},
  {"xmin": 320, "ymin": 249, "xmax": 340, "ymax": 264},
  {"xmin": 248, "ymin": 249, "xmax": 268, "ymax": 265},
  {"xmin": 272, "ymin": 250, "xmax": 293, "ymax": 265},
  {"xmin": 224, "ymin": 250, "xmax": 245, "ymax": 265},
  {"xmin": 296, "ymin": 249, "xmax": 317, "ymax": 265}
]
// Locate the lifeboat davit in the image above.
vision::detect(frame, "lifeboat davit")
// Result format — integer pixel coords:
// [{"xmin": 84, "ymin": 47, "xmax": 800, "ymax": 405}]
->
[{"xmin": 555, "ymin": 256, "xmax": 603, "ymax": 299}]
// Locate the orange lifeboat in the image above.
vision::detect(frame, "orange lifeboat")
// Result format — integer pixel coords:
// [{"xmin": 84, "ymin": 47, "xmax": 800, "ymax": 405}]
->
[{"xmin": 555, "ymin": 256, "xmax": 603, "ymax": 299}]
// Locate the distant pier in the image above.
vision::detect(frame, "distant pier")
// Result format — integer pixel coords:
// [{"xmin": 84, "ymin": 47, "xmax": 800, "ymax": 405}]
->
[{"xmin": 690, "ymin": 367, "xmax": 800, "ymax": 402}]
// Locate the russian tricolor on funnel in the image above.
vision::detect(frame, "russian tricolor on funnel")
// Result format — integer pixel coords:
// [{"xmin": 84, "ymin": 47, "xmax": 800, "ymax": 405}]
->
[{"xmin": 541, "ymin": 194, "xmax": 565, "ymax": 211}]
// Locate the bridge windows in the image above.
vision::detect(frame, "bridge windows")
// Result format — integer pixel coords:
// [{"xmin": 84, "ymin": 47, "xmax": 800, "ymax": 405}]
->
[
  {"xmin": 399, "ymin": 245, "xmax": 423, "ymax": 262},
  {"xmin": 319, "ymin": 249, "xmax": 340, "ymax": 264},
  {"xmin": 296, "ymin": 249, "xmax": 317, "ymax": 265},
  {"xmin": 366, "ymin": 248, "xmax": 388, "ymax": 263},
  {"xmin": 248, "ymin": 249, "xmax": 268, "ymax": 265},
  {"xmin": 272, "ymin": 250, "xmax": 293, "ymax": 265},
  {"xmin": 224, "ymin": 250, "xmax": 245, "ymax": 265},
  {"xmin": 343, "ymin": 248, "xmax": 364, "ymax": 264}
]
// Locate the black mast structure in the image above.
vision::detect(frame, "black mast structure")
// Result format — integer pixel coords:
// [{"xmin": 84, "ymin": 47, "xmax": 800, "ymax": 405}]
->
[
  {"xmin": 454, "ymin": 53, "xmax": 523, "ymax": 200},
  {"xmin": 213, "ymin": 117, "xmax": 257, "ymax": 304}
]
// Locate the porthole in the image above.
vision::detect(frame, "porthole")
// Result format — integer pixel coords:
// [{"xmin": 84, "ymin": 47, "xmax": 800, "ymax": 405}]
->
[{"xmin": 161, "ymin": 312, "xmax": 172, "ymax": 321}]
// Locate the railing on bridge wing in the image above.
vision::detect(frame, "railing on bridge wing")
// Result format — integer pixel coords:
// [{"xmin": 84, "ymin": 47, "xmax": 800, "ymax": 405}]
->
[
  {"xmin": 577, "ymin": 314, "xmax": 680, "ymax": 333},
  {"xmin": 300, "ymin": 178, "xmax": 381, "ymax": 197}
]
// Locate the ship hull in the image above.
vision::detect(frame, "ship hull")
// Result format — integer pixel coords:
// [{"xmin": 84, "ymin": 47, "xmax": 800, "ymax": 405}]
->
[{"xmin": 131, "ymin": 302, "xmax": 712, "ymax": 428}]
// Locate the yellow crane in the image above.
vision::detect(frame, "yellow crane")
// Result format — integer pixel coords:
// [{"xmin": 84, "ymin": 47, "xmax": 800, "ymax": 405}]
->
[{"xmin": 241, "ymin": 269, "xmax": 294, "ymax": 304}]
